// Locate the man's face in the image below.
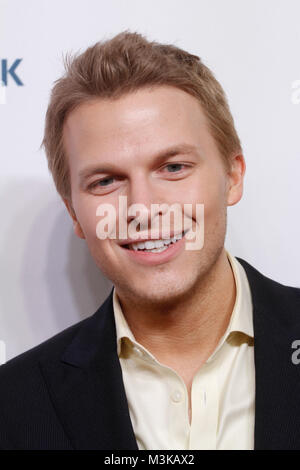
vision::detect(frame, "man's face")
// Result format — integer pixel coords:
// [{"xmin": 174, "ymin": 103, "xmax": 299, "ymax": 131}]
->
[{"xmin": 63, "ymin": 85, "xmax": 244, "ymax": 305}]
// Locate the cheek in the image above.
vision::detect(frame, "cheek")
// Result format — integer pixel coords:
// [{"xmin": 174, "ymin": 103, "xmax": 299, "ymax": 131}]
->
[
  {"xmin": 73, "ymin": 196, "xmax": 101, "ymax": 239},
  {"xmin": 204, "ymin": 184, "xmax": 228, "ymax": 244},
  {"xmin": 184, "ymin": 174, "xmax": 226, "ymax": 225}
]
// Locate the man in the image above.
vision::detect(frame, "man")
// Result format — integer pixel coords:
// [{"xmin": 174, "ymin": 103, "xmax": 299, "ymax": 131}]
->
[{"xmin": 0, "ymin": 31, "xmax": 299, "ymax": 450}]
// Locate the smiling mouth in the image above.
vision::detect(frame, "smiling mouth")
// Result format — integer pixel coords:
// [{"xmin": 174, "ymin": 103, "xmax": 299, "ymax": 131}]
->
[{"xmin": 122, "ymin": 229, "xmax": 189, "ymax": 253}]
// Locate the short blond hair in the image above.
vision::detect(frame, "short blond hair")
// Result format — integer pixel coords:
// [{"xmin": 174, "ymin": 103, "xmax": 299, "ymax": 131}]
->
[{"xmin": 41, "ymin": 30, "xmax": 242, "ymax": 202}]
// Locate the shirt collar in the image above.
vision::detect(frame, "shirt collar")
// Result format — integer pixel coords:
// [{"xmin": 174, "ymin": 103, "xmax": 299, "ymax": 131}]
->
[
  {"xmin": 205, "ymin": 249, "xmax": 254, "ymax": 362},
  {"xmin": 113, "ymin": 288, "xmax": 136, "ymax": 357},
  {"xmin": 224, "ymin": 249, "xmax": 254, "ymax": 339},
  {"xmin": 113, "ymin": 249, "xmax": 254, "ymax": 358}
]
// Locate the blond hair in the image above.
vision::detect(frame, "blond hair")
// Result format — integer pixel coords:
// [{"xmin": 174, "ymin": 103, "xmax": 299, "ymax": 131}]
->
[{"xmin": 41, "ymin": 30, "xmax": 242, "ymax": 202}]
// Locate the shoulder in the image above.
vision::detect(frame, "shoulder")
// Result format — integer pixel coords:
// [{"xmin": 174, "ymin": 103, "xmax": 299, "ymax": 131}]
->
[
  {"xmin": 0, "ymin": 316, "xmax": 94, "ymax": 449},
  {"xmin": 236, "ymin": 255, "xmax": 300, "ymax": 295},
  {"xmin": 236, "ymin": 255, "xmax": 300, "ymax": 324},
  {"xmin": 0, "ymin": 314, "xmax": 93, "ymax": 443},
  {"xmin": 0, "ymin": 314, "xmax": 90, "ymax": 379}
]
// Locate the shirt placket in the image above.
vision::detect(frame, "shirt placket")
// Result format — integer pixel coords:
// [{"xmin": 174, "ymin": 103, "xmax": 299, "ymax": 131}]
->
[{"xmin": 189, "ymin": 359, "xmax": 219, "ymax": 450}]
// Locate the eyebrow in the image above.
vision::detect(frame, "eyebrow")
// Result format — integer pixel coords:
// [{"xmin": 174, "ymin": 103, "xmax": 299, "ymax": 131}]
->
[{"xmin": 78, "ymin": 143, "xmax": 200, "ymax": 185}]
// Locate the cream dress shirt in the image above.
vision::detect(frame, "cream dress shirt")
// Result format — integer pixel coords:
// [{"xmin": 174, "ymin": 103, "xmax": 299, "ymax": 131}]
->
[{"xmin": 112, "ymin": 249, "xmax": 255, "ymax": 450}]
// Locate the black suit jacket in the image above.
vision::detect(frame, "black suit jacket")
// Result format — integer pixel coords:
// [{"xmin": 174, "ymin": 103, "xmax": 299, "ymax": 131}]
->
[{"xmin": 0, "ymin": 256, "xmax": 300, "ymax": 450}]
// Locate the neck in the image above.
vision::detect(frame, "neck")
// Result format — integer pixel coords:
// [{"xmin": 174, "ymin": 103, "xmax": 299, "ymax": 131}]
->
[{"xmin": 115, "ymin": 248, "xmax": 236, "ymax": 365}]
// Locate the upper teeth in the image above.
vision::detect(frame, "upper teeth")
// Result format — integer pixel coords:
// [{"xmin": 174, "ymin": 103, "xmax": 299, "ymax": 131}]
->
[{"xmin": 129, "ymin": 232, "xmax": 183, "ymax": 251}]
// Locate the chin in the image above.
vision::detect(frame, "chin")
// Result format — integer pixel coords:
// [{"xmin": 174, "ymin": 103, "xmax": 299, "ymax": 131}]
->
[{"xmin": 127, "ymin": 275, "xmax": 195, "ymax": 305}]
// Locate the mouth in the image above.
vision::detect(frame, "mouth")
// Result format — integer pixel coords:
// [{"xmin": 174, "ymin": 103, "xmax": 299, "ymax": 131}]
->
[
  {"xmin": 122, "ymin": 229, "xmax": 189, "ymax": 253},
  {"xmin": 119, "ymin": 229, "xmax": 190, "ymax": 266}
]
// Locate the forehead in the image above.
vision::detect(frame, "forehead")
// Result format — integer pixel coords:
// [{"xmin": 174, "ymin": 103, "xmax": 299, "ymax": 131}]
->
[{"xmin": 63, "ymin": 85, "xmax": 218, "ymax": 167}]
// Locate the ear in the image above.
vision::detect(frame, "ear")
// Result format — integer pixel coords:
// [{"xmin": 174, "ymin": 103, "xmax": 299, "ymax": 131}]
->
[
  {"xmin": 62, "ymin": 198, "xmax": 86, "ymax": 239},
  {"xmin": 226, "ymin": 154, "xmax": 246, "ymax": 207}
]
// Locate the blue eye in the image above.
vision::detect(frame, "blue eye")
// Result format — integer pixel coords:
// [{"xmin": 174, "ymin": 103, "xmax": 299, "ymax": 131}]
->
[
  {"xmin": 98, "ymin": 177, "xmax": 114, "ymax": 186},
  {"xmin": 165, "ymin": 163, "xmax": 184, "ymax": 172},
  {"xmin": 90, "ymin": 177, "xmax": 115, "ymax": 189}
]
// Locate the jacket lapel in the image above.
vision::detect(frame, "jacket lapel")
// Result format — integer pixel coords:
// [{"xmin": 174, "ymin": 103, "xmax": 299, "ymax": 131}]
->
[
  {"xmin": 39, "ymin": 289, "xmax": 138, "ymax": 450},
  {"xmin": 236, "ymin": 257, "xmax": 300, "ymax": 450}
]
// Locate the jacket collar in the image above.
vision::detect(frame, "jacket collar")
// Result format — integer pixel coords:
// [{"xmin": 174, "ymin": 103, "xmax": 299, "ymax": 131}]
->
[{"xmin": 40, "ymin": 256, "xmax": 300, "ymax": 450}]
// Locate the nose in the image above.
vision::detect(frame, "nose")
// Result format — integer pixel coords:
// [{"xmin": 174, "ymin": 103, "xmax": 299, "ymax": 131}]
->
[{"xmin": 126, "ymin": 173, "xmax": 165, "ymax": 233}]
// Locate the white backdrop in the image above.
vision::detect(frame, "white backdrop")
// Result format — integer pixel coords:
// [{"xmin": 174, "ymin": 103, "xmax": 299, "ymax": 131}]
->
[{"xmin": 0, "ymin": 0, "xmax": 299, "ymax": 362}]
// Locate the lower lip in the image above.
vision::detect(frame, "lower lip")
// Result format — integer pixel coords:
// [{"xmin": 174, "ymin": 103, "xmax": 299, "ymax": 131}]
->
[{"xmin": 120, "ymin": 233, "xmax": 187, "ymax": 266}]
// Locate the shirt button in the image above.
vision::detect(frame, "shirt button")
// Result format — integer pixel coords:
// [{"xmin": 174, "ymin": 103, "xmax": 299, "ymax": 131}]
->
[{"xmin": 171, "ymin": 390, "xmax": 182, "ymax": 403}]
